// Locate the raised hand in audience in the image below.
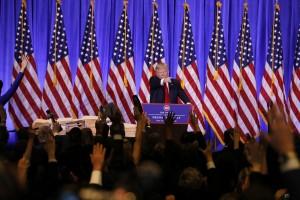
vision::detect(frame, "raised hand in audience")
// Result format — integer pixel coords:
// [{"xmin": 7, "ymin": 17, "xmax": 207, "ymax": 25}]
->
[
  {"xmin": 133, "ymin": 105, "xmax": 142, "ymax": 121},
  {"xmin": 17, "ymin": 127, "xmax": 35, "ymax": 188},
  {"xmin": 163, "ymin": 111, "xmax": 176, "ymax": 140},
  {"xmin": 89, "ymin": 143, "xmax": 106, "ymax": 185},
  {"xmin": 36, "ymin": 126, "xmax": 57, "ymax": 163},
  {"xmin": 90, "ymin": 143, "xmax": 106, "ymax": 171},
  {"xmin": 266, "ymin": 104, "xmax": 294, "ymax": 156},
  {"xmin": 201, "ymin": 141, "xmax": 213, "ymax": 163},
  {"xmin": 189, "ymin": 111, "xmax": 200, "ymax": 132},
  {"xmin": 133, "ymin": 113, "xmax": 149, "ymax": 165},
  {"xmin": 233, "ymin": 126, "xmax": 242, "ymax": 150},
  {"xmin": 266, "ymin": 104, "xmax": 300, "ymax": 200},
  {"xmin": 164, "ymin": 111, "xmax": 176, "ymax": 127},
  {"xmin": 244, "ymin": 138, "xmax": 266, "ymax": 173}
]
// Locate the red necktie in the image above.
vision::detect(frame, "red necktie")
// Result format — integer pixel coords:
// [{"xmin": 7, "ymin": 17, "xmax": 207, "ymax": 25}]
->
[{"xmin": 164, "ymin": 82, "xmax": 170, "ymax": 103}]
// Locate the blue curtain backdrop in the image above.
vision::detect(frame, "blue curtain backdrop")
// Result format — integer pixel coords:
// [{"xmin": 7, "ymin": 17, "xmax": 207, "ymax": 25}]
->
[{"xmin": 0, "ymin": 0, "xmax": 299, "ymax": 132}]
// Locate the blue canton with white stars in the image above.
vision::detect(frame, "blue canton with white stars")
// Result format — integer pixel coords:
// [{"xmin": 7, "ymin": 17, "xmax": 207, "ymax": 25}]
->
[
  {"xmin": 14, "ymin": 4, "xmax": 34, "ymax": 63},
  {"xmin": 294, "ymin": 26, "xmax": 300, "ymax": 68},
  {"xmin": 112, "ymin": 7, "xmax": 134, "ymax": 65},
  {"xmin": 49, "ymin": 3, "xmax": 69, "ymax": 65},
  {"xmin": 234, "ymin": 9, "xmax": 254, "ymax": 68},
  {"xmin": 266, "ymin": 7, "xmax": 283, "ymax": 71},
  {"xmin": 144, "ymin": 6, "xmax": 164, "ymax": 67},
  {"xmin": 208, "ymin": 7, "xmax": 227, "ymax": 68},
  {"xmin": 80, "ymin": 6, "xmax": 99, "ymax": 65},
  {"xmin": 178, "ymin": 8, "xmax": 197, "ymax": 67}
]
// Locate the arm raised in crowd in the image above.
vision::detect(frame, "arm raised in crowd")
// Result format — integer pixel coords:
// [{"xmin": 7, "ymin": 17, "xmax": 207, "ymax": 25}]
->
[
  {"xmin": 17, "ymin": 128, "xmax": 35, "ymax": 188},
  {"xmin": 89, "ymin": 143, "xmax": 106, "ymax": 185},
  {"xmin": 266, "ymin": 104, "xmax": 300, "ymax": 200},
  {"xmin": 0, "ymin": 55, "xmax": 28, "ymax": 105},
  {"xmin": 132, "ymin": 112, "xmax": 149, "ymax": 165}
]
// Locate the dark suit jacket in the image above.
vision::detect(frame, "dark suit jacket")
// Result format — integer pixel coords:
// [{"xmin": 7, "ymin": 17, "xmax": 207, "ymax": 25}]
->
[{"xmin": 150, "ymin": 76, "xmax": 189, "ymax": 103}]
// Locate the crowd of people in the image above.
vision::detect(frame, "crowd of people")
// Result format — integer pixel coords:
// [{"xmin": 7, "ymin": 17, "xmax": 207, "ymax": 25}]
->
[{"xmin": 0, "ymin": 102, "xmax": 299, "ymax": 200}]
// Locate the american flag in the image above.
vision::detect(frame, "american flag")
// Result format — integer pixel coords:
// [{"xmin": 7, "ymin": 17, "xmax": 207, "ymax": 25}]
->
[
  {"xmin": 231, "ymin": 4, "xmax": 259, "ymax": 139},
  {"xmin": 176, "ymin": 4, "xmax": 205, "ymax": 133},
  {"xmin": 139, "ymin": 2, "xmax": 165, "ymax": 103},
  {"xmin": 74, "ymin": 1, "xmax": 106, "ymax": 117},
  {"xmin": 8, "ymin": 0, "xmax": 43, "ymax": 128},
  {"xmin": 288, "ymin": 25, "xmax": 300, "ymax": 133},
  {"xmin": 106, "ymin": 2, "xmax": 136, "ymax": 123},
  {"xmin": 41, "ymin": 0, "xmax": 78, "ymax": 118},
  {"xmin": 258, "ymin": 4, "xmax": 287, "ymax": 124},
  {"xmin": 203, "ymin": 1, "xmax": 235, "ymax": 143}
]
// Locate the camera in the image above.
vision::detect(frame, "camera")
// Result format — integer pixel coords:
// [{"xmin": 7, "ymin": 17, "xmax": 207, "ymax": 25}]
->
[
  {"xmin": 132, "ymin": 95, "xmax": 143, "ymax": 113},
  {"xmin": 281, "ymin": 193, "xmax": 290, "ymax": 200},
  {"xmin": 46, "ymin": 109, "xmax": 62, "ymax": 132}
]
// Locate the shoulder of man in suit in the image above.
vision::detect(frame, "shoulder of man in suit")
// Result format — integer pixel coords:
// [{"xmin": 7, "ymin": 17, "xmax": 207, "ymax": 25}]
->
[
  {"xmin": 150, "ymin": 76, "xmax": 158, "ymax": 81},
  {"xmin": 170, "ymin": 78, "xmax": 179, "ymax": 84}
]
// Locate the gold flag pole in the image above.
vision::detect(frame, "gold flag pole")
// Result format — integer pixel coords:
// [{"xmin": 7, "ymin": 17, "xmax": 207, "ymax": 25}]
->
[
  {"xmin": 238, "ymin": 2, "xmax": 248, "ymax": 92},
  {"xmin": 89, "ymin": 0, "xmax": 95, "ymax": 89},
  {"xmin": 270, "ymin": 3, "xmax": 280, "ymax": 97},
  {"xmin": 52, "ymin": 0, "xmax": 60, "ymax": 86},
  {"xmin": 150, "ymin": 0, "xmax": 158, "ymax": 76},
  {"xmin": 19, "ymin": 0, "xmax": 27, "ymax": 67},
  {"xmin": 213, "ymin": 1, "xmax": 223, "ymax": 151},
  {"xmin": 180, "ymin": 2, "xmax": 189, "ymax": 89},
  {"xmin": 123, "ymin": 0, "xmax": 128, "ymax": 87},
  {"xmin": 213, "ymin": 1, "xmax": 222, "ymax": 81}
]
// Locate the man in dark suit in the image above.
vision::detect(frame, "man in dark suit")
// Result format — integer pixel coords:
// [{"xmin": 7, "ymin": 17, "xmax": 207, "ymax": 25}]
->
[{"xmin": 150, "ymin": 62, "xmax": 189, "ymax": 104}]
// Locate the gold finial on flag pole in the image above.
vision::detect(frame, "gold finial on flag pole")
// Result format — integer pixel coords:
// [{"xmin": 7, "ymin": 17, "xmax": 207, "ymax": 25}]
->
[
  {"xmin": 22, "ymin": 0, "xmax": 26, "ymax": 8},
  {"xmin": 183, "ymin": 1, "xmax": 189, "ymax": 11},
  {"xmin": 243, "ymin": 0, "xmax": 248, "ymax": 10},
  {"xmin": 152, "ymin": 0, "xmax": 158, "ymax": 7},
  {"xmin": 90, "ymin": 0, "xmax": 95, "ymax": 7},
  {"xmin": 275, "ymin": 3, "xmax": 280, "ymax": 11}
]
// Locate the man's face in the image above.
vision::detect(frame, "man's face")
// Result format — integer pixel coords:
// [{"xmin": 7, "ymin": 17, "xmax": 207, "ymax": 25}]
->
[{"xmin": 156, "ymin": 66, "xmax": 169, "ymax": 79}]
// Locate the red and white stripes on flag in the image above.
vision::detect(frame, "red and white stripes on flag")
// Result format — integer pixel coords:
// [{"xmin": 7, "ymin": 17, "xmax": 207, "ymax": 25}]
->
[
  {"xmin": 176, "ymin": 4, "xmax": 205, "ymax": 133},
  {"xmin": 106, "ymin": 2, "xmax": 136, "ymax": 123},
  {"xmin": 288, "ymin": 26, "xmax": 300, "ymax": 133},
  {"xmin": 231, "ymin": 4, "xmax": 259, "ymax": 139},
  {"xmin": 139, "ymin": 2, "xmax": 165, "ymax": 103},
  {"xmin": 9, "ymin": 1, "xmax": 43, "ymax": 128},
  {"xmin": 258, "ymin": 4, "xmax": 288, "ymax": 124},
  {"xmin": 41, "ymin": 1, "xmax": 78, "ymax": 118},
  {"xmin": 203, "ymin": 2, "xmax": 235, "ymax": 143},
  {"xmin": 74, "ymin": 2, "xmax": 106, "ymax": 117}
]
